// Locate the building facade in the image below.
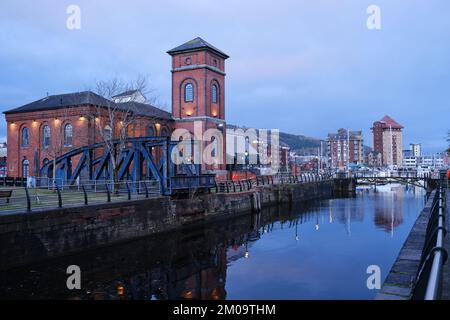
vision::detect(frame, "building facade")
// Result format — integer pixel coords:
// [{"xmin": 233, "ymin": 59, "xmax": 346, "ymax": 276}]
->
[
  {"xmin": 371, "ymin": 115, "xmax": 404, "ymax": 167},
  {"xmin": 327, "ymin": 129, "xmax": 364, "ymax": 169},
  {"xmin": 365, "ymin": 151, "xmax": 383, "ymax": 167},
  {"xmin": 4, "ymin": 93, "xmax": 174, "ymax": 179}
]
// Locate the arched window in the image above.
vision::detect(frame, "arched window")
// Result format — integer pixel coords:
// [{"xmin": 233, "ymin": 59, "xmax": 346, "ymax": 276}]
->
[
  {"xmin": 64, "ymin": 124, "xmax": 73, "ymax": 146},
  {"xmin": 43, "ymin": 125, "xmax": 50, "ymax": 148},
  {"xmin": 22, "ymin": 159, "xmax": 29, "ymax": 178},
  {"xmin": 212, "ymin": 84, "xmax": 218, "ymax": 104},
  {"xmin": 21, "ymin": 127, "xmax": 29, "ymax": 148},
  {"xmin": 148, "ymin": 125, "xmax": 155, "ymax": 137},
  {"xmin": 104, "ymin": 125, "xmax": 112, "ymax": 141},
  {"xmin": 184, "ymin": 83, "xmax": 194, "ymax": 102},
  {"xmin": 160, "ymin": 127, "xmax": 169, "ymax": 137}
]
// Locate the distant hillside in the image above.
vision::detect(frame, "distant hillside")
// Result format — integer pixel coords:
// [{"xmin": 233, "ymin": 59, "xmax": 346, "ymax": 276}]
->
[
  {"xmin": 279, "ymin": 131, "xmax": 373, "ymax": 155},
  {"xmin": 279, "ymin": 132, "xmax": 321, "ymax": 154}
]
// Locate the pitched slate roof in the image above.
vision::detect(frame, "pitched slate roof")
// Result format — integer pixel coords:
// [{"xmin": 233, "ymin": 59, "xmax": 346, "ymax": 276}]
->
[
  {"xmin": 167, "ymin": 37, "xmax": 229, "ymax": 59},
  {"xmin": 3, "ymin": 91, "xmax": 173, "ymax": 121},
  {"xmin": 379, "ymin": 115, "xmax": 403, "ymax": 129},
  {"xmin": 3, "ymin": 91, "xmax": 111, "ymax": 114},
  {"xmin": 117, "ymin": 101, "xmax": 173, "ymax": 120}
]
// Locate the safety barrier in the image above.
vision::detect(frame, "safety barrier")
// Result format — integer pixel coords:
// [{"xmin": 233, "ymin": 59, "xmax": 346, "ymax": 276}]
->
[{"xmin": 411, "ymin": 174, "xmax": 448, "ymax": 300}]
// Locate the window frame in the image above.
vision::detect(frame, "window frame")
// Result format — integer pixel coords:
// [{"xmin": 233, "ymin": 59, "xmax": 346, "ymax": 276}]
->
[
  {"xmin": 212, "ymin": 84, "xmax": 218, "ymax": 104},
  {"xmin": 21, "ymin": 127, "xmax": 30, "ymax": 148},
  {"xmin": 43, "ymin": 125, "xmax": 51, "ymax": 148},
  {"xmin": 184, "ymin": 83, "xmax": 194, "ymax": 102},
  {"xmin": 64, "ymin": 123, "xmax": 73, "ymax": 147}
]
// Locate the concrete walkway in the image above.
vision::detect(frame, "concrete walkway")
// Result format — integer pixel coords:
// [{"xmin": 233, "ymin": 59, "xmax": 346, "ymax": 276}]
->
[{"xmin": 376, "ymin": 191, "xmax": 434, "ymax": 300}]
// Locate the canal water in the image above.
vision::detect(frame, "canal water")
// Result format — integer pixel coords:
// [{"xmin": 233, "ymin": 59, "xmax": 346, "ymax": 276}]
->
[{"xmin": 0, "ymin": 184, "xmax": 425, "ymax": 300}]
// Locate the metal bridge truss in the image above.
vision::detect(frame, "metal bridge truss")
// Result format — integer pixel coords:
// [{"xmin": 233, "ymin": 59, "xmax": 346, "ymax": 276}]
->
[
  {"xmin": 39, "ymin": 137, "xmax": 215, "ymax": 195},
  {"xmin": 354, "ymin": 175, "xmax": 429, "ymax": 189}
]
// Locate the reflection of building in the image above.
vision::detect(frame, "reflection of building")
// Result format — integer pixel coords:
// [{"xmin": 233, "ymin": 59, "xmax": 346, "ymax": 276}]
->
[
  {"xmin": 327, "ymin": 129, "xmax": 364, "ymax": 169},
  {"xmin": 373, "ymin": 190, "xmax": 404, "ymax": 233},
  {"xmin": 372, "ymin": 115, "xmax": 404, "ymax": 167}
]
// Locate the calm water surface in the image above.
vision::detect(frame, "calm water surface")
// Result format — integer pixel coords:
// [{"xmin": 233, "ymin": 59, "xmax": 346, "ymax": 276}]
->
[{"xmin": 0, "ymin": 185, "xmax": 424, "ymax": 300}]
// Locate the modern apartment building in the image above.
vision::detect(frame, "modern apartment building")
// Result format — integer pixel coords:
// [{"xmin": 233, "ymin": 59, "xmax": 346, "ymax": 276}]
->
[{"xmin": 327, "ymin": 129, "xmax": 364, "ymax": 169}]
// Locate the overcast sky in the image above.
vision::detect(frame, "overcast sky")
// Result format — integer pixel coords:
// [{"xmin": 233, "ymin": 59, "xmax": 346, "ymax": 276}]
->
[{"xmin": 0, "ymin": 0, "xmax": 449, "ymax": 153}]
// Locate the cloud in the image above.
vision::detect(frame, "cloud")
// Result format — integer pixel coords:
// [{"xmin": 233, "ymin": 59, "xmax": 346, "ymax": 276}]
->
[{"xmin": 0, "ymin": 0, "xmax": 449, "ymax": 152}]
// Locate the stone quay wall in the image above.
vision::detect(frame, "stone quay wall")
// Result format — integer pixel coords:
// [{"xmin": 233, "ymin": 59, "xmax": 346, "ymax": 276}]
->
[{"xmin": 0, "ymin": 180, "xmax": 339, "ymax": 270}]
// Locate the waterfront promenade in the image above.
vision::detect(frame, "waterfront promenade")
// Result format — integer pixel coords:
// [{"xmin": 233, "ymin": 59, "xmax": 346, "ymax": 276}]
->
[
  {"xmin": 443, "ymin": 190, "xmax": 450, "ymax": 299},
  {"xmin": 377, "ymin": 180, "xmax": 449, "ymax": 300}
]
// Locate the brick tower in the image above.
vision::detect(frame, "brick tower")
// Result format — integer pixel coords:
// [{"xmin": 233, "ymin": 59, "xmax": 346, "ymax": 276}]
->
[{"xmin": 167, "ymin": 37, "xmax": 229, "ymax": 172}]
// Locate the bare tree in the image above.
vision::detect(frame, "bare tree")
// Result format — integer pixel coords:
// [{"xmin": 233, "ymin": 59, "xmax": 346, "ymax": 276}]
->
[
  {"xmin": 92, "ymin": 75, "xmax": 157, "ymax": 194},
  {"xmin": 45, "ymin": 107, "xmax": 76, "ymax": 186}
]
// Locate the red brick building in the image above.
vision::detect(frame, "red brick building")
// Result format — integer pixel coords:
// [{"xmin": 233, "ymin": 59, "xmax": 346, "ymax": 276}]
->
[
  {"xmin": 3, "ymin": 37, "xmax": 228, "ymax": 178},
  {"xmin": 371, "ymin": 115, "xmax": 404, "ymax": 167},
  {"xmin": 168, "ymin": 37, "xmax": 228, "ymax": 173},
  {"xmin": 3, "ymin": 92, "xmax": 173, "ymax": 178}
]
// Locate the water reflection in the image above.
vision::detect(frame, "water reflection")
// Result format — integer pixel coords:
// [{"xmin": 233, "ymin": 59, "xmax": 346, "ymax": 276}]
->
[{"xmin": 0, "ymin": 185, "xmax": 424, "ymax": 300}]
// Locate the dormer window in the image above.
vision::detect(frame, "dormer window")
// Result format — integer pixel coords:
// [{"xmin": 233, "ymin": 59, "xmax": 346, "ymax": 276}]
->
[{"xmin": 185, "ymin": 83, "xmax": 194, "ymax": 102}]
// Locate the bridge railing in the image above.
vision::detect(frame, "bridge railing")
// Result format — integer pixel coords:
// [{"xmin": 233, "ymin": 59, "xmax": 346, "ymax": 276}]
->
[
  {"xmin": 0, "ymin": 180, "xmax": 160, "ymax": 215},
  {"xmin": 411, "ymin": 176, "xmax": 448, "ymax": 300},
  {"xmin": 212, "ymin": 173, "xmax": 332, "ymax": 194}
]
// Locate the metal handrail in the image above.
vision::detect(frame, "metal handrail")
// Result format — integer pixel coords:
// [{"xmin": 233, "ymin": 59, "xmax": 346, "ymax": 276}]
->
[{"xmin": 412, "ymin": 177, "xmax": 448, "ymax": 300}]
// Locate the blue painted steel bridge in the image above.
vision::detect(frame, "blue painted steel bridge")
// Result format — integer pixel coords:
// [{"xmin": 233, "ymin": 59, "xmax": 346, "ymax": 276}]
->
[{"xmin": 39, "ymin": 137, "xmax": 215, "ymax": 195}]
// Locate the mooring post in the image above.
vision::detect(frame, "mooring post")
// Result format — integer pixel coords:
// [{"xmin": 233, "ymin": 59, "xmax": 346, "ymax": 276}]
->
[
  {"xmin": 81, "ymin": 184, "xmax": 88, "ymax": 205},
  {"xmin": 125, "ymin": 182, "xmax": 131, "ymax": 201},
  {"xmin": 105, "ymin": 183, "xmax": 111, "ymax": 202},
  {"xmin": 56, "ymin": 185, "xmax": 62, "ymax": 208},
  {"xmin": 24, "ymin": 187, "xmax": 31, "ymax": 212},
  {"xmin": 143, "ymin": 181, "xmax": 149, "ymax": 198}
]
